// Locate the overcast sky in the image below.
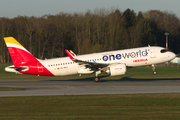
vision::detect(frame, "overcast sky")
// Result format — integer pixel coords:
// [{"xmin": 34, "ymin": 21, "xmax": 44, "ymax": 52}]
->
[{"xmin": 0, "ymin": 0, "xmax": 179, "ymax": 18}]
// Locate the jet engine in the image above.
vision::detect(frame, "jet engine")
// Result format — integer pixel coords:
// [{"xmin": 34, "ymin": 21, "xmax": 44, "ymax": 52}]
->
[{"xmin": 106, "ymin": 64, "xmax": 126, "ymax": 76}]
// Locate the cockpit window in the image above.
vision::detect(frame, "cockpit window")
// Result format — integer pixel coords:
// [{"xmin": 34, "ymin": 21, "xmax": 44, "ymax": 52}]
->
[{"xmin": 160, "ymin": 49, "xmax": 168, "ymax": 53}]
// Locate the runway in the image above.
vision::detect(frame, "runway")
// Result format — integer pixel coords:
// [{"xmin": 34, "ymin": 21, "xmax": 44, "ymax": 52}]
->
[{"xmin": 0, "ymin": 79, "xmax": 180, "ymax": 96}]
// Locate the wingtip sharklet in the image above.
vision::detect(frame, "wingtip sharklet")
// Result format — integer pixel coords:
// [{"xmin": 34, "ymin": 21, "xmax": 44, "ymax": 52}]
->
[
  {"xmin": 65, "ymin": 49, "xmax": 75, "ymax": 60},
  {"xmin": 69, "ymin": 50, "xmax": 76, "ymax": 56}
]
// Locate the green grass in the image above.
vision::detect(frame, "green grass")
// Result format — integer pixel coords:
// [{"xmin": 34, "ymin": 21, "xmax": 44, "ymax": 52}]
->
[
  {"xmin": 0, "ymin": 94, "xmax": 180, "ymax": 120},
  {"xmin": 1, "ymin": 63, "xmax": 180, "ymax": 80},
  {"xmin": 1, "ymin": 64, "xmax": 180, "ymax": 119}
]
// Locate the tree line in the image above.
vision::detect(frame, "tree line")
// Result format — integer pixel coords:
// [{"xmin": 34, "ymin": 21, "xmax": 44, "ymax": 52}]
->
[{"xmin": 0, "ymin": 8, "xmax": 180, "ymax": 63}]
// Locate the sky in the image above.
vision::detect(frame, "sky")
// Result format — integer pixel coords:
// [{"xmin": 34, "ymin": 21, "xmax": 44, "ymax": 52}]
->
[{"xmin": 0, "ymin": 0, "xmax": 180, "ymax": 18}]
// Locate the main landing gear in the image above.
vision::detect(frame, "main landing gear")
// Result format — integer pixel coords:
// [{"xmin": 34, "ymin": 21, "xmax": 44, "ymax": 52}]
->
[
  {"xmin": 94, "ymin": 71, "xmax": 101, "ymax": 82},
  {"xmin": 152, "ymin": 64, "xmax": 157, "ymax": 75},
  {"xmin": 95, "ymin": 77, "xmax": 100, "ymax": 82}
]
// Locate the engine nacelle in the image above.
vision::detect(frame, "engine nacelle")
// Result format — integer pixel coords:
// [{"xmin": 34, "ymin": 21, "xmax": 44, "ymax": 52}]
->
[{"xmin": 106, "ymin": 64, "xmax": 126, "ymax": 76}]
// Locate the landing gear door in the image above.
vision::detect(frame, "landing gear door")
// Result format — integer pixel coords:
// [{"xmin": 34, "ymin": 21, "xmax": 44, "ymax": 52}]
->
[{"xmin": 150, "ymin": 49, "xmax": 156, "ymax": 58}]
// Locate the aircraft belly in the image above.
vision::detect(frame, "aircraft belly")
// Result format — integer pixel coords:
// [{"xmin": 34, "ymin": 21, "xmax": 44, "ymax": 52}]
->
[
  {"xmin": 53, "ymin": 66, "xmax": 79, "ymax": 76},
  {"xmin": 67, "ymin": 66, "xmax": 79, "ymax": 75}
]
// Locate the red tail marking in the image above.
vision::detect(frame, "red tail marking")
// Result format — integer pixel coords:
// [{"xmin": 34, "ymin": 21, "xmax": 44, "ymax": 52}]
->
[{"xmin": 7, "ymin": 47, "xmax": 37, "ymax": 66}]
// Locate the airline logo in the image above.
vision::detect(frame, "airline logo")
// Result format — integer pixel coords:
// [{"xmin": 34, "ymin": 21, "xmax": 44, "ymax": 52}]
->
[
  {"xmin": 102, "ymin": 49, "xmax": 149, "ymax": 61},
  {"xmin": 4, "ymin": 37, "xmax": 37, "ymax": 65},
  {"xmin": 114, "ymin": 68, "xmax": 122, "ymax": 70},
  {"xmin": 4, "ymin": 37, "xmax": 54, "ymax": 76},
  {"xmin": 133, "ymin": 59, "xmax": 148, "ymax": 63}
]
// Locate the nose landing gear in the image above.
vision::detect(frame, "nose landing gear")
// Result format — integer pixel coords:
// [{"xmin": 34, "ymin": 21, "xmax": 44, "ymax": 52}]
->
[{"xmin": 152, "ymin": 64, "xmax": 157, "ymax": 75}]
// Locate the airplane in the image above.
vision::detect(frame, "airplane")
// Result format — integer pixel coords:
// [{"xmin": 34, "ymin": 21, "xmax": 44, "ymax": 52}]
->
[{"xmin": 4, "ymin": 37, "xmax": 176, "ymax": 82}]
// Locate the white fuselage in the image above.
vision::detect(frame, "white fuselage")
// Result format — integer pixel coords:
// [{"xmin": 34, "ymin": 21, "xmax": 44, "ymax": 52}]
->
[{"xmin": 39, "ymin": 46, "xmax": 175, "ymax": 76}]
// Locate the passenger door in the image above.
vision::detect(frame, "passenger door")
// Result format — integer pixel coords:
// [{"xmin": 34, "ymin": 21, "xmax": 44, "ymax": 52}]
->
[{"xmin": 150, "ymin": 49, "xmax": 156, "ymax": 58}]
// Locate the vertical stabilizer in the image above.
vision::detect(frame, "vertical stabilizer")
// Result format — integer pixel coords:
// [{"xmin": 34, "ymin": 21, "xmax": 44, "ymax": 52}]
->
[{"xmin": 4, "ymin": 37, "xmax": 37, "ymax": 66}]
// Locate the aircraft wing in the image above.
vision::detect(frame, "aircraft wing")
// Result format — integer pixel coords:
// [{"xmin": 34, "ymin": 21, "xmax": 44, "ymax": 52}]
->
[
  {"xmin": 73, "ymin": 58, "xmax": 109, "ymax": 68},
  {"xmin": 65, "ymin": 49, "xmax": 110, "ymax": 70}
]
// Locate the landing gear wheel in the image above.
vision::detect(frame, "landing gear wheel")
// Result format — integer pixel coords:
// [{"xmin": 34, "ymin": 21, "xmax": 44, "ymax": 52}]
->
[
  {"xmin": 95, "ymin": 71, "xmax": 101, "ymax": 82},
  {"xmin": 94, "ymin": 77, "xmax": 100, "ymax": 82},
  {"xmin": 153, "ymin": 71, "xmax": 157, "ymax": 75}
]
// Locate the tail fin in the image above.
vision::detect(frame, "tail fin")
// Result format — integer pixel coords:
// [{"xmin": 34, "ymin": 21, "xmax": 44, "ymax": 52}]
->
[{"xmin": 4, "ymin": 37, "xmax": 38, "ymax": 66}]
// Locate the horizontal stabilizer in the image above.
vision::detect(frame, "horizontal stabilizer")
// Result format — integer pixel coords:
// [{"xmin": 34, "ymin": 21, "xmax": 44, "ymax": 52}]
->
[
  {"xmin": 9, "ymin": 66, "xmax": 28, "ymax": 71},
  {"xmin": 5, "ymin": 66, "xmax": 29, "ymax": 72}
]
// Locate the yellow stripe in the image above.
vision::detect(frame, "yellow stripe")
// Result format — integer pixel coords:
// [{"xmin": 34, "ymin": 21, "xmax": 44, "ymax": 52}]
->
[{"xmin": 4, "ymin": 37, "xmax": 23, "ymax": 47}]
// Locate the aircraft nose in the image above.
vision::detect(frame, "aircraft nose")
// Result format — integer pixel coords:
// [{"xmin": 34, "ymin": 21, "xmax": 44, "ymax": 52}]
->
[{"xmin": 170, "ymin": 52, "xmax": 176, "ymax": 60}]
